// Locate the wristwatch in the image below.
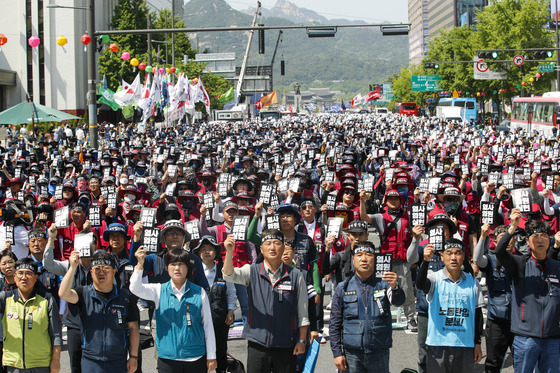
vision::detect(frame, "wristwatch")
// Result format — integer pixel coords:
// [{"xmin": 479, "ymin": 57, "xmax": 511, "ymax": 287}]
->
[{"xmin": 298, "ymin": 339, "xmax": 306, "ymax": 345}]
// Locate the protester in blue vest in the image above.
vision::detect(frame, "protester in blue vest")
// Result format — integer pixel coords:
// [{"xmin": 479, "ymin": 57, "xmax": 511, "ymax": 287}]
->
[
  {"xmin": 329, "ymin": 240, "xmax": 405, "ymax": 373},
  {"xmin": 130, "ymin": 247, "xmax": 217, "ymax": 373},
  {"xmin": 59, "ymin": 250, "xmax": 140, "ymax": 373},
  {"xmin": 223, "ymin": 229, "xmax": 309, "ymax": 373},
  {"xmin": 473, "ymin": 224, "xmax": 514, "ymax": 373},
  {"xmin": 495, "ymin": 209, "xmax": 560, "ymax": 373},
  {"xmin": 417, "ymin": 238, "xmax": 484, "ymax": 373}
]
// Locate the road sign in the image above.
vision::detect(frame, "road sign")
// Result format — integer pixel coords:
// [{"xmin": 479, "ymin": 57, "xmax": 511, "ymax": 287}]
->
[
  {"xmin": 473, "ymin": 57, "xmax": 507, "ymax": 80},
  {"xmin": 513, "ymin": 55, "xmax": 524, "ymax": 66},
  {"xmin": 411, "ymin": 75, "xmax": 441, "ymax": 92},
  {"xmin": 538, "ymin": 64, "xmax": 555, "ymax": 73},
  {"xmin": 476, "ymin": 60, "xmax": 489, "ymax": 73}
]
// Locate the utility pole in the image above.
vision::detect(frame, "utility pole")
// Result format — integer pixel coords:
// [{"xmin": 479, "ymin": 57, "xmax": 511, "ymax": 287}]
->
[
  {"xmin": 86, "ymin": 0, "xmax": 98, "ymax": 148},
  {"xmin": 148, "ymin": 17, "xmax": 152, "ymax": 66},
  {"xmin": 554, "ymin": 0, "xmax": 560, "ymax": 91},
  {"xmin": 171, "ymin": 0, "xmax": 175, "ymax": 67}
]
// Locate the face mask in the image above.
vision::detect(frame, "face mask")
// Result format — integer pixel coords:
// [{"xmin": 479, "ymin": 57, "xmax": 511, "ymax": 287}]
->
[
  {"xmin": 120, "ymin": 178, "xmax": 129, "ymax": 185},
  {"xmin": 136, "ymin": 169, "xmax": 146, "ymax": 176},
  {"xmin": 444, "ymin": 202, "xmax": 460, "ymax": 216},
  {"xmin": 124, "ymin": 194, "xmax": 136, "ymax": 203},
  {"xmin": 182, "ymin": 200, "xmax": 195, "ymax": 209}
]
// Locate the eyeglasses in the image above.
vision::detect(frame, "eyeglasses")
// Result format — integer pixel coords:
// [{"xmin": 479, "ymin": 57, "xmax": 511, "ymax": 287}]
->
[
  {"xmin": 15, "ymin": 270, "xmax": 35, "ymax": 278},
  {"xmin": 93, "ymin": 266, "xmax": 112, "ymax": 274},
  {"xmin": 444, "ymin": 197, "xmax": 460, "ymax": 203}
]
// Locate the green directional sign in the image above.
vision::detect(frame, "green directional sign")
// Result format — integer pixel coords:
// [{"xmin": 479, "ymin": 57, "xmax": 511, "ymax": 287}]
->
[
  {"xmin": 538, "ymin": 64, "xmax": 555, "ymax": 73},
  {"xmin": 411, "ymin": 75, "xmax": 442, "ymax": 92}
]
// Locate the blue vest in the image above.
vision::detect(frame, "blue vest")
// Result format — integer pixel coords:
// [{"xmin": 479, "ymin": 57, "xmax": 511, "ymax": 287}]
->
[
  {"xmin": 341, "ymin": 275, "xmax": 393, "ymax": 352},
  {"xmin": 80, "ymin": 284, "xmax": 130, "ymax": 361},
  {"xmin": 485, "ymin": 253, "xmax": 512, "ymax": 322},
  {"xmin": 510, "ymin": 256, "xmax": 560, "ymax": 338},
  {"xmin": 426, "ymin": 270, "xmax": 476, "ymax": 348},
  {"xmin": 155, "ymin": 281, "xmax": 207, "ymax": 360},
  {"xmin": 244, "ymin": 263, "xmax": 302, "ymax": 348}
]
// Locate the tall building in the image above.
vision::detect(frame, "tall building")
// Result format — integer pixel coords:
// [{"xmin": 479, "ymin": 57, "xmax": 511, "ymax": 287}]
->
[
  {"xmin": 408, "ymin": 0, "xmax": 487, "ymax": 65},
  {"xmin": 0, "ymin": 0, "xmax": 117, "ymax": 113},
  {"xmin": 408, "ymin": 0, "xmax": 429, "ymax": 65}
]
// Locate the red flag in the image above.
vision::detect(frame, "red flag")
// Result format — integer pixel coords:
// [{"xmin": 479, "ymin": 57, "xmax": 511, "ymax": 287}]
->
[
  {"xmin": 366, "ymin": 88, "xmax": 380, "ymax": 101},
  {"xmin": 255, "ymin": 100, "xmax": 262, "ymax": 109},
  {"xmin": 288, "ymin": 105, "xmax": 293, "ymax": 112}
]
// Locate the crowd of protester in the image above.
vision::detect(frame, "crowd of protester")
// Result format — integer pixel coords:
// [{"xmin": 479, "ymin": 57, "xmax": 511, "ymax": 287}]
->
[{"xmin": 0, "ymin": 112, "xmax": 557, "ymax": 373}]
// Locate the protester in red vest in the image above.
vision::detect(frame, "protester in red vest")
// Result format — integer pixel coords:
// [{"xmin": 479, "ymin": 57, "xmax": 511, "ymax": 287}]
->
[{"xmin": 359, "ymin": 189, "xmax": 416, "ymax": 332}]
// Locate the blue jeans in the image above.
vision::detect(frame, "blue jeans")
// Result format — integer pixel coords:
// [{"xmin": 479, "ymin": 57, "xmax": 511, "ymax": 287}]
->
[
  {"xmin": 234, "ymin": 283, "xmax": 249, "ymax": 324},
  {"xmin": 512, "ymin": 335, "xmax": 560, "ymax": 373},
  {"xmin": 345, "ymin": 349, "xmax": 390, "ymax": 373}
]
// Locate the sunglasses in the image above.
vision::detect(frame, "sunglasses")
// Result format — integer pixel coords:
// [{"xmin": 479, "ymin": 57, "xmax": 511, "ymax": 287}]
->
[{"xmin": 344, "ymin": 190, "xmax": 356, "ymax": 195}]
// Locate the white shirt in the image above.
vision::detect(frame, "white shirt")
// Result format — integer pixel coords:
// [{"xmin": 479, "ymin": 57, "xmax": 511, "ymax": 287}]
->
[
  {"xmin": 303, "ymin": 220, "xmax": 316, "ymax": 240},
  {"xmin": 129, "ymin": 269, "xmax": 216, "ymax": 360},
  {"xmin": 202, "ymin": 263, "xmax": 237, "ymax": 311},
  {"xmin": 0, "ymin": 223, "xmax": 29, "ymax": 259},
  {"xmin": 76, "ymin": 128, "xmax": 85, "ymax": 140}
]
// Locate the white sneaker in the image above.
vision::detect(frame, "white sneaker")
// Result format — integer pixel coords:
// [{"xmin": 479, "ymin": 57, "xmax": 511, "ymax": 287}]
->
[{"xmin": 326, "ymin": 301, "xmax": 332, "ymax": 310}]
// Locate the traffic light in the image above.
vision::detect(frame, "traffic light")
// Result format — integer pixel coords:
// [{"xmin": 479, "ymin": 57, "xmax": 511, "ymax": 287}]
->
[
  {"xmin": 533, "ymin": 50, "xmax": 554, "ymax": 59},
  {"xmin": 424, "ymin": 63, "xmax": 439, "ymax": 69},
  {"xmin": 258, "ymin": 27, "xmax": 265, "ymax": 54},
  {"xmin": 478, "ymin": 51, "xmax": 498, "ymax": 59}
]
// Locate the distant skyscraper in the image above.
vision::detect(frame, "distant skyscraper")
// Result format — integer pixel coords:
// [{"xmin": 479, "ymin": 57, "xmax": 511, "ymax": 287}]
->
[{"xmin": 408, "ymin": 0, "xmax": 487, "ymax": 65}]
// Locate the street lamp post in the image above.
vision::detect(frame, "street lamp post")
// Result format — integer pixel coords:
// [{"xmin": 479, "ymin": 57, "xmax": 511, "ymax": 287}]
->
[
  {"xmin": 86, "ymin": 0, "xmax": 98, "ymax": 149},
  {"xmin": 48, "ymin": 2, "xmax": 98, "ymax": 148}
]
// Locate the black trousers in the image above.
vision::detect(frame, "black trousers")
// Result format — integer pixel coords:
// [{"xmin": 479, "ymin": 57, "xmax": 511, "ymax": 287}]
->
[
  {"xmin": 485, "ymin": 318, "xmax": 514, "ymax": 373},
  {"xmin": 157, "ymin": 356, "xmax": 206, "ymax": 373},
  {"xmin": 67, "ymin": 327, "xmax": 82, "ymax": 373},
  {"xmin": 247, "ymin": 341, "xmax": 296, "ymax": 373},
  {"xmin": 213, "ymin": 320, "xmax": 230, "ymax": 373},
  {"xmin": 417, "ymin": 313, "xmax": 428, "ymax": 373}
]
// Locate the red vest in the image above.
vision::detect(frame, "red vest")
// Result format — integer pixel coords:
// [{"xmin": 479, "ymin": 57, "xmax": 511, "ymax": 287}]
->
[
  {"xmin": 381, "ymin": 210, "xmax": 410, "ymax": 262},
  {"xmin": 301, "ymin": 222, "xmax": 325, "ymax": 275},
  {"xmin": 216, "ymin": 223, "xmax": 251, "ymax": 268},
  {"xmin": 456, "ymin": 211, "xmax": 472, "ymax": 257}
]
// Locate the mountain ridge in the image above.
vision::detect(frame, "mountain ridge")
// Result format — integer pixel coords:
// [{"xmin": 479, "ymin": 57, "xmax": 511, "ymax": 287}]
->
[{"xmin": 184, "ymin": 0, "xmax": 409, "ymax": 98}]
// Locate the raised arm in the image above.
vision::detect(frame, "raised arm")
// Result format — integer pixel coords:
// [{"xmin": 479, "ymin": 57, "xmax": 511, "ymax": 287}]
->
[{"xmin": 58, "ymin": 251, "xmax": 80, "ymax": 304}]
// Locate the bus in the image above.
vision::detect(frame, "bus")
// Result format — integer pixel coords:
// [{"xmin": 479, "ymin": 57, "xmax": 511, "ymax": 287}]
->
[
  {"xmin": 393, "ymin": 102, "xmax": 418, "ymax": 116},
  {"xmin": 438, "ymin": 97, "xmax": 477, "ymax": 121},
  {"xmin": 511, "ymin": 93, "xmax": 560, "ymax": 135}
]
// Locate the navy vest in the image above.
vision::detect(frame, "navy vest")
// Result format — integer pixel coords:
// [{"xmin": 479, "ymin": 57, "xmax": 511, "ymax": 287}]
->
[
  {"xmin": 341, "ymin": 275, "xmax": 393, "ymax": 352},
  {"xmin": 63, "ymin": 265, "xmax": 92, "ymax": 329},
  {"xmin": 244, "ymin": 263, "xmax": 302, "ymax": 348},
  {"xmin": 511, "ymin": 256, "xmax": 560, "ymax": 338},
  {"xmin": 208, "ymin": 264, "xmax": 229, "ymax": 323},
  {"xmin": 485, "ymin": 253, "xmax": 512, "ymax": 322},
  {"xmin": 80, "ymin": 284, "xmax": 130, "ymax": 362}
]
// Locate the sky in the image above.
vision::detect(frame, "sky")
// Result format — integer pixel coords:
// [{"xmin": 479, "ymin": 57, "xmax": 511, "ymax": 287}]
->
[{"xmin": 225, "ymin": 0, "xmax": 409, "ymax": 24}]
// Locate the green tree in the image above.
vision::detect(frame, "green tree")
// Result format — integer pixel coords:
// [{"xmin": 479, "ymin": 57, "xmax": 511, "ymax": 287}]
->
[
  {"xmin": 98, "ymin": 0, "xmax": 150, "ymax": 89},
  {"xmin": 97, "ymin": 0, "xmax": 231, "ymax": 111},
  {"xmin": 474, "ymin": 0, "xmax": 554, "ymax": 95}
]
